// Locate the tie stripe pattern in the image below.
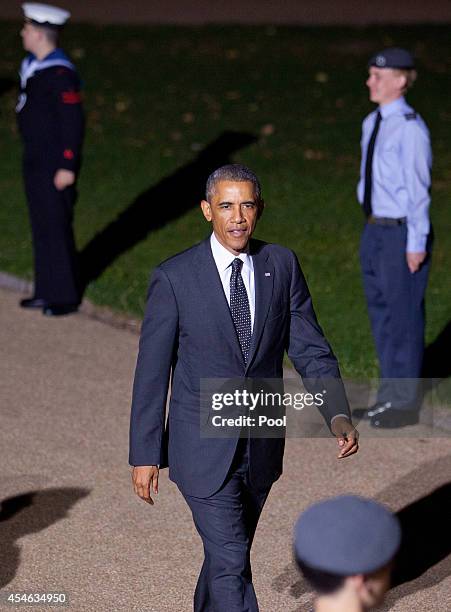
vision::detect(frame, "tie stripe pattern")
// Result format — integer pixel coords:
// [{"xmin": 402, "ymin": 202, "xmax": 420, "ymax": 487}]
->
[
  {"xmin": 230, "ymin": 258, "xmax": 252, "ymax": 364},
  {"xmin": 363, "ymin": 110, "xmax": 382, "ymax": 218}
]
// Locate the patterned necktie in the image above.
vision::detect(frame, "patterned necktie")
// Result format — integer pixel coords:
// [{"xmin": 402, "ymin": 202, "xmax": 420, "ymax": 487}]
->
[
  {"xmin": 230, "ymin": 258, "xmax": 252, "ymax": 364},
  {"xmin": 363, "ymin": 110, "xmax": 382, "ymax": 218}
]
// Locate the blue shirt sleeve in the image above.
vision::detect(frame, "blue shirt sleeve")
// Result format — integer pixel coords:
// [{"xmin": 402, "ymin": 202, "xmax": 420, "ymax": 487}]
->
[{"xmin": 401, "ymin": 119, "xmax": 432, "ymax": 252}]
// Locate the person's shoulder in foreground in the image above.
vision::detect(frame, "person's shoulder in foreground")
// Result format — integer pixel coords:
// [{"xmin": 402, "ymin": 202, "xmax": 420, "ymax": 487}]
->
[{"xmin": 294, "ymin": 495, "xmax": 401, "ymax": 611}]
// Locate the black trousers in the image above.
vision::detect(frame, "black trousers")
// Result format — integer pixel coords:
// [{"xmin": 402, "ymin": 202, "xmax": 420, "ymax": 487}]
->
[
  {"xmin": 24, "ymin": 166, "xmax": 80, "ymax": 305},
  {"xmin": 182, "ymin": 438, "xmax": 271, "ymax": 612}
]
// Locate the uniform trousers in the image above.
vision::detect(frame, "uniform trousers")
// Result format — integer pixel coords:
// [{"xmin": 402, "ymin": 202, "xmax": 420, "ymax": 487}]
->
[
  {"xmin": 182, "ymin": 437, "xmax": 270, "ymax": 612},
  {"xmin": 360, "ymin": 223, "xmax": 431, "ymax": 408},
  {"xmin": 24, "ymin": 165, "xmax": 80, "ymax": 305}
]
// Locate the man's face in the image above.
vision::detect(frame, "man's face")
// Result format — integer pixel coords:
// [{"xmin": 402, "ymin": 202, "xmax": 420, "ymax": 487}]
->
[
  {"xmin": 201, "ymin": 180, "xmax": 263, "ymax": 255},
  {"xmin": 20, "ymin": 21, "xmax": 43, "ymax": 53},
  {"xmin": 366, "ymin": 67, "xmax": 406, "ymax": 105}
]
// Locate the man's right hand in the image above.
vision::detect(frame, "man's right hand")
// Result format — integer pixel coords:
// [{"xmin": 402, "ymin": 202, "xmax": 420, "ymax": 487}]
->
[{"xmin": 132, "ymin": 465, "xmax": 159, "ymax": 505}]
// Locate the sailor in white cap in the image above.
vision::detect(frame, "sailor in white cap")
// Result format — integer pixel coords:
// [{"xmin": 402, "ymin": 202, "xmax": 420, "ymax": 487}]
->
[
  {"xmin": 22, "ymin": 2, "xmax": 70, "ymax": 27},
  {"xmin": 17, "ymin": 3, "xmax": 84, "ymax": 316},
  {"xmin": 294, "ymin": 495, "xmax": 401, "ymax": 611}
]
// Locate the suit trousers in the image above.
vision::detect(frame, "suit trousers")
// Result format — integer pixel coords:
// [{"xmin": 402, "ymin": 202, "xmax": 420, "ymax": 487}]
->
[
  {"xmin": 182, "ymin": 437, "xmax": 270, "ymax": 612},
  {"xmin": 24, "ymin": 165, "xmax": 80, "ymax": 305},
  {"xmin": 360, "ymin": 223, "xmax": 431, "ymax": 408}
]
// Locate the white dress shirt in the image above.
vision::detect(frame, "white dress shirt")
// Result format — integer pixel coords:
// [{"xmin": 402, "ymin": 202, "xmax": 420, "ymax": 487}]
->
[{"xmin": 210, "ymin": 232, "xmax": 255, "ymax": 332}]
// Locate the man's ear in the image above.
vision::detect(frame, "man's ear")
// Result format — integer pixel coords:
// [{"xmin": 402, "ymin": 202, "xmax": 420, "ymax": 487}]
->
[
  {"xmin": 345, "ymin": 574, "xmax": 365, "ymax": 601},
  {"xmin": 200, "ymin": 200, "xmax": 212, "ymax": 222},
  {"xmin": 257, "ymin": 199, "xmax": 265, "ymax": 220},
  {"xmin": 397, "ymin": 73, "xmax": 407, "ymax": 92}
]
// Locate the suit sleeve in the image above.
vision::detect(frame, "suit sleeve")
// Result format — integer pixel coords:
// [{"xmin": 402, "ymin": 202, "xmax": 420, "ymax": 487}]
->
[
  {"xmin": 129, "ymin": 267, "xmax": 179, "ymax": 466},
  {"xmin": 52, "ymin": 68, "xmax": 85, "ymax": 172},
  {"xmin": 286, "ymin": 250, "xmax": 351, "ymax": 425}
]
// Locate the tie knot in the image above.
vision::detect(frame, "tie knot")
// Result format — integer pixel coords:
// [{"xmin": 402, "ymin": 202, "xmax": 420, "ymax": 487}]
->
[{"xmin": 232, "ymin": 258, "xmax": 243, "ymax": 272}]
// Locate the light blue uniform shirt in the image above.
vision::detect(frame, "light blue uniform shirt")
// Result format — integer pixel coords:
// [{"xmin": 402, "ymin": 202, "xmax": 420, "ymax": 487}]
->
[{"xmin": 357, "ymin": 96, "xmax": 432, "ymax": 252}]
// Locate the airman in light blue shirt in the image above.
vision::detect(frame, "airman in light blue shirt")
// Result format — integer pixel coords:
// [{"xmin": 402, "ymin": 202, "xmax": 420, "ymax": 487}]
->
[
  {"xmin": 355, "ymin": 48, "xmax": 432, "ymax": 429},
  {"xmin": 357, "ymin": 96, "xmax": 432, "ymax": 254}
]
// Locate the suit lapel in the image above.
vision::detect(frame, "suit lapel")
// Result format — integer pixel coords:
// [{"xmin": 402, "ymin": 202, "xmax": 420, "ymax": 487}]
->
[{"xmin": 246, "ymin": 243, "xmax": 274, "ymax": 372}]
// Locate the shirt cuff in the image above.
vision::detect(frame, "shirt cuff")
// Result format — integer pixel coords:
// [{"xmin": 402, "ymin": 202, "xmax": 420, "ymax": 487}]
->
[
  {"xmin": 330, "ymin": 414, "xmax": 350, "ymax": 423},
  {"xmin": 407, "ymin": 232, "xmax": 427, "ymax": 253}
]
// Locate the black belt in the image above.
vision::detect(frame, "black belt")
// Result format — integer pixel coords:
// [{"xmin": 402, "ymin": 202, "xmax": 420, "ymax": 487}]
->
[{"xmin": 367, "ymin": 215, "xmax": 406, "ymax": 226}]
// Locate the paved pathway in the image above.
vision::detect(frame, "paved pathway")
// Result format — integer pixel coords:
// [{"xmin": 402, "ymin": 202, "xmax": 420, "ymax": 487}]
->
[{"xmin": 1, "ymin": 285, "xmax": 451, "ymax": 611}]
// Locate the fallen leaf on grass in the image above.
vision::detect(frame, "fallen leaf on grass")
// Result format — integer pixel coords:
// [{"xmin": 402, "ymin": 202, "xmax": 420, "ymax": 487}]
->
[
  {"xmin": 225, "ymin": 49, "xmax": 240, "ymax": 60},
  {"xmin": 226, "ymin": 91, "xmax": 241, "ymax": 100},
  {"xmin": 71, "ymin": 48, "xmax": 85, "ymax": 59},
  {"xmin": 304, "ymin": 149, "xmax": 326, "ymax": 161},
  {"xmin": 315, "ymin": 71, "xmax": 329, "ymax": 83},
  {"xmin": 260, "ymin": 123, "xmax": 275, "ymax": 136},
  {"xmin": 115, "ymin": 100, "xmax": 130, "ymax": 112}
]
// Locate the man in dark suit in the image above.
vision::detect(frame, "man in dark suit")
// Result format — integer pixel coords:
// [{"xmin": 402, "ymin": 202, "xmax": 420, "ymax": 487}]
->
[{"xmin": 130, "ymin": 164, "xmax": 358, "ymax": 611}]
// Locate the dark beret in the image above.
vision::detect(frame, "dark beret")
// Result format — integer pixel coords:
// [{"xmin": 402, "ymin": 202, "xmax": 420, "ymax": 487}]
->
[
  {"xmin": 369, "ymin": 47, "xmax": 415, "ymax": 69},
  {"xmin": 294, "ymin": 495, "xmax": 401, "ymax": 575}
]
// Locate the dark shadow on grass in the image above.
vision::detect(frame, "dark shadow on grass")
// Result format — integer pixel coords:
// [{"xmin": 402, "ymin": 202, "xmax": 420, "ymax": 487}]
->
[
  {"xmin": 272, "ymin": 454, "xmax": 451, "ymax": 612},
  {"xmin": 422, "ymin": 320, "xmax": 451, "ymax": 380},
  {"xmin": 0, "ymin": 488, "xmax": 90, "ymax": 588},
  {"xmin": 0, "ymin": 78, "xmax": 15, "ymax": 98},
  {"xmin": 79, "ymin": 130, "xmax": 258, "ymax": 291}
]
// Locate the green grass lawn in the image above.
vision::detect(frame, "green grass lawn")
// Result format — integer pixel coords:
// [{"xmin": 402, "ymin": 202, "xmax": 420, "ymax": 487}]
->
[{"xmin": 0, "ymin": 23, "xmax": 450, "ymax": 378}]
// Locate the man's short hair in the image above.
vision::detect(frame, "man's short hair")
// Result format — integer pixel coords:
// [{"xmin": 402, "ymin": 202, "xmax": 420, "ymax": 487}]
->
[
  {"xmin": 296, "ymin": 558, "xmax": 346, "ymax": 595},
  {"xmin": 206, "ymin": 164, "xmax": 262, "ymax": 202},
  {"xmin": 394, "ymin": 68, "xmax": 417, "ymax": 91},
  {"xmin": 39, "ymin": 24, "xmax": 59, "ymax": 46}
]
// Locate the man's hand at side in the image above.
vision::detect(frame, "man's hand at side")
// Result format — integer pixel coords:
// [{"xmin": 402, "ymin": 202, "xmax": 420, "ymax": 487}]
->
[
  {"xmin": 331, "ymin": 417, "xmax": 359, "ymax": 458},
  {"xmin": 132, "ymin": 465, "xmax": 159, "ymax": 505},
  {"xmin": 406, "ymin": 251, "xmax": 426, "ymax": 273},
  {"xmin": 54, "ymin": 169, "xmax": 75, "ymax": 191}
]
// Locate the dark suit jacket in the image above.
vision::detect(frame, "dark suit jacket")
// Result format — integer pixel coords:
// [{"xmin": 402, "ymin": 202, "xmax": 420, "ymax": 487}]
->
[{"xmin": 129, "ymin": 237, "xmax": 350, "ymax": 498}]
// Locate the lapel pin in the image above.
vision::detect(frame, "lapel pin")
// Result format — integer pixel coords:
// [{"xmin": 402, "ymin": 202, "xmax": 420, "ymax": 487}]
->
[{"xmin": 265, "ymin": 272, "xmax": 271, "ymax": 277}]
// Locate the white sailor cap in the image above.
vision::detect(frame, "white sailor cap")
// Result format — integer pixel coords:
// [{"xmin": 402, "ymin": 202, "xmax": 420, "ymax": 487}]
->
[{"xmin": 22, "ymin": 3, "xmax": 71, "ymax": 27}]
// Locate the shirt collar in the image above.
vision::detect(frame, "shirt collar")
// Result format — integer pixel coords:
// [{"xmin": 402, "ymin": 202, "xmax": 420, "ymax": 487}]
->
[
  {"xmin": 379, "ymin": 96, "xmax": 410, "ymax": 119},
  {"xmin": 210, "ymin": 232, "xmax": 252, "ymax": 272},
  {"xmin": 26, "ymin": 48, "xmax": 69, "ymax": 64}
]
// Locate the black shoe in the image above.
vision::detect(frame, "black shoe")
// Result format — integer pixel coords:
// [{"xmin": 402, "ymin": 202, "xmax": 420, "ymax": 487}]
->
[
  {"xmin": 370, "ymin": 407, "xmax": 419, "ymax": 429},
  {"xmin": 353, "ymin": 402, "xmax": 391, "ymax": 421},
  {"xmin": 43, "ymin": 303, "xmax": 79, "ymax": 317},
  {"xmin": 20, "ymin": 297, "xmax": 48, "ymax": 309}
]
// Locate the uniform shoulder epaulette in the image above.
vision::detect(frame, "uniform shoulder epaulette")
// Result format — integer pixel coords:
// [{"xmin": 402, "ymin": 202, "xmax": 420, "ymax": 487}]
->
[{"xmin": 404, "ymin": 112, "xmax": 417, "ymax": 120}]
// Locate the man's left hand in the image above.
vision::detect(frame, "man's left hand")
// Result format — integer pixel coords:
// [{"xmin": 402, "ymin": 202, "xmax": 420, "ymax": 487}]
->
[
  {"xmin": 54, "ymin": 169, "xmax": 75, "ymax": 191},
  {"xmin": 406, "ymin": 251, "xmax": 426, "ymax": 273},
  {"xmin": 331, "ymin": 417, "xmax": 359, "ymax": 458}
]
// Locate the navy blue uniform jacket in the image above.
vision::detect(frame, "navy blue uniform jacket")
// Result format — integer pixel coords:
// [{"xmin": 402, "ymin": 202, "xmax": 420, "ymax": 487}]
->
[
  {"xmin": 17, "ymin": 63, "xmax": 84, "ymax": 173},
  {"xmin": 129, "ymin": 238, "xmax": 350, "ymax": 498}
]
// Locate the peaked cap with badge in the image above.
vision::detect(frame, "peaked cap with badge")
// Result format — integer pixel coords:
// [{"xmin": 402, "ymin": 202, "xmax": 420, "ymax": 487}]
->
[{"xmin": 368, "ymin": 47, "xmax": 415, "ymax": 70}]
